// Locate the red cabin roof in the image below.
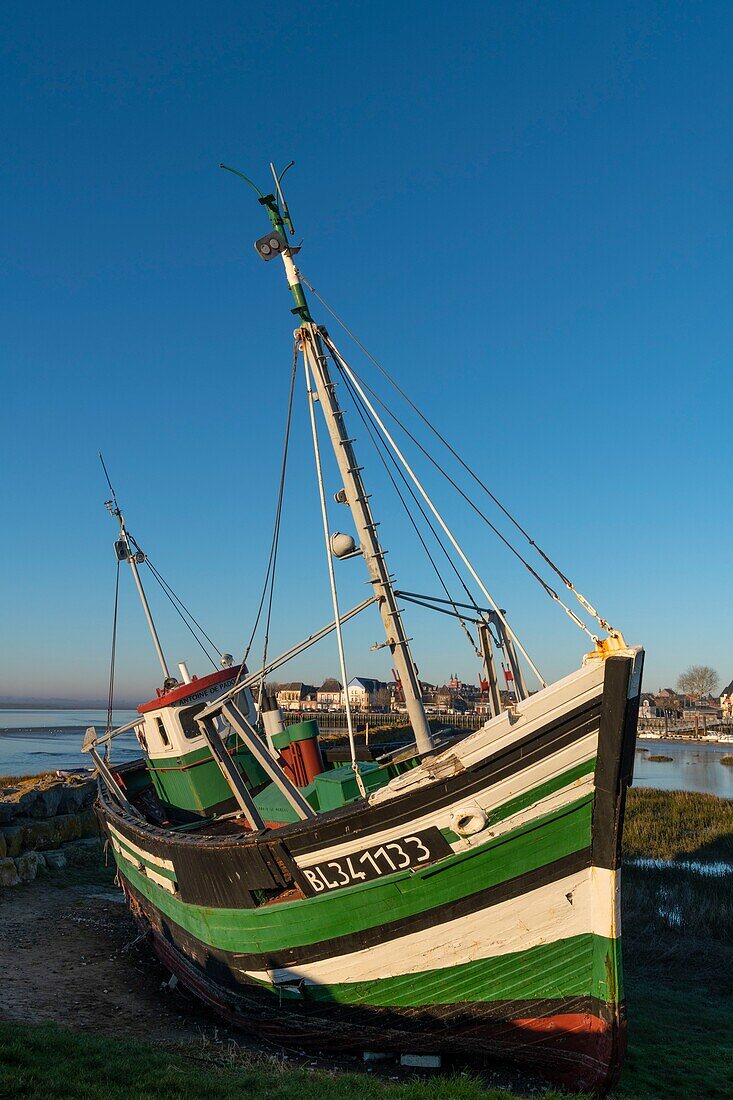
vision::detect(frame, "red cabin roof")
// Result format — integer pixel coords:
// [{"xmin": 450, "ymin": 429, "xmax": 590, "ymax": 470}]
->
[{"xmin": 138, "ymin": 665, "xmax": 243, "ymax": 714}]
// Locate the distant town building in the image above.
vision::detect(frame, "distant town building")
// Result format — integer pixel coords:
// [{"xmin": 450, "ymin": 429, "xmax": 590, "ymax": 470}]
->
[
  {"xmin": 276, "ymin": 682, "xmax": 316, "ymax": 711},
  {"xmin": 316, "ymin": 679, "xmax": 342, "ymax": 710},
  {"xmin": 345, "ymin": 677, "xmax": 389, "ymax": 710},
  {"xmin": 639, "ymin": 693, "xmax": 660, "ymax": 719},
  {"xmin": 720, "ymin": 679, "xmax": 733, "ymax": 720}
]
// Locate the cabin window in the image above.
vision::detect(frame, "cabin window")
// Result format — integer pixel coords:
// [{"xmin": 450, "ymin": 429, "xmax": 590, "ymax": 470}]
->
[
  {"xmin": 155, "ymin": 716, "xmax": 171, "ymax": 748},
  {"xmin": 179, "ymin": 702, "xmax": 206, "ymax": 739}
]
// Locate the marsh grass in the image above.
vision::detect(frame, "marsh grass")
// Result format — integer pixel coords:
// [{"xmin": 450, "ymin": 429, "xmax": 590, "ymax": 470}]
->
[{"xmin": 623, "ymin": 788, "xmax": 733, "ymax": 862}]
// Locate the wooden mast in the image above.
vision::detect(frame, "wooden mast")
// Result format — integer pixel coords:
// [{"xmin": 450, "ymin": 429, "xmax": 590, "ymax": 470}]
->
[{"xmin": 224, "ymin": 163, "xmax": 433, "ymax": 755}]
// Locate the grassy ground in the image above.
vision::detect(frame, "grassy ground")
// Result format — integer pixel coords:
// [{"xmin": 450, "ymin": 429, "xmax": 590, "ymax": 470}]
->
[
  {"xmin": 0, "ymin": 1024, "xmax": 569, "ymax": 1100},
  {"xmin": 623, "ymin": 788, "xmax": 733, "ymax": 862}
]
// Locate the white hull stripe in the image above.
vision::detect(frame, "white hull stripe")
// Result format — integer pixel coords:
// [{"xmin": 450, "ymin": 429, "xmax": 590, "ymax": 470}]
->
[
  {"xmin": 108, "ymin": 822, "xmax": 175, "ymax": 872},
  {"xmin": 110, "ymin": 836, "xmax": 178, "ymax": 894},
  {"xmin": 241, "ymin": 866, "xmax": 617, "ymax": 988},
  {"xmin": 371, "ymin": 661, "xmax": 607, "ymax": 805},
  {"xmin": 297, "ymin": 733, "xmax": 597, "ymax": 868}
]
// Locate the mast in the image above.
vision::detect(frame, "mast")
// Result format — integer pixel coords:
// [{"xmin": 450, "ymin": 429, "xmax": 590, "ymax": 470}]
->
[
  {"xmin": 224, "ymin": 163, "xmax": 433, "ymax": 754},
  {"xmin": 102, "ymin": 476, "xmax": 171, "ymax": 684}
]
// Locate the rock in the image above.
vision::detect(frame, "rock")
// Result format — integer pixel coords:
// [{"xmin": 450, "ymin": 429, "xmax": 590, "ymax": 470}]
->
[
  {"xmin": 0, "ymin": 824, "xmax": 26, "ymax": 858},
  {"xmin": 0, "ymin": 857, "xmax": 20, "ymax": 887},
  {"xmin": 0, "ymin": 803, "xmax": 16, "ymax": 825},
  {"xmin": 58, "ymin": 778, "xmax": 96, "ymax": 814},
  {"xmin": 0, "ymin": 811, "xmax": 95, "ymax": 855},
  {"xmin": 15, "ymin": 851, "xmax": 43, "ymax": 883},
  {"xmin": 28, "ymin": 783, "xmax": 64, "ymax": 819},
  {"xmin": 43, "ymin": 849, "xmax": 67, "ymax": 870},
  {"xmin": 80, "ymin": 808, "xmax": 100, "ymax": 837}
]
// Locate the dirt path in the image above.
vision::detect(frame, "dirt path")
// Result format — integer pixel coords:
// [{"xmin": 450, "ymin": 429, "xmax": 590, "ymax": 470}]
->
[{"xmin": 0, "ymin": 844, "xmax": 232, "ymax": 1043}]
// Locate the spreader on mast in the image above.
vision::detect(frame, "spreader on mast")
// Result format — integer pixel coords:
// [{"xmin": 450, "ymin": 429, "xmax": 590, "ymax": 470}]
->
[
  {"xmin": 100, "ymin": 455, "xmax": 173, "ymax": 687},
  {"xmin": 222, "ymin": 162, "xmax": 434, "ymax": 754}
]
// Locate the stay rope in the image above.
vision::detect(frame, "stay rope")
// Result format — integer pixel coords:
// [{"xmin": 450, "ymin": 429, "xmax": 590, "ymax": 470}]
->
[
  {"xmin": 297, "ymin": 271, "xmax": 615, "ymax": 640},
  {"xmin": 104, "ymin": 560, "xmax": 120, "ymax": 761},
  {"xmin": 338, "ymin": 360, "xmax": 484, "ymax": 660},
  {"xmin": 302, "ymin": 347, "xmax": 366, "ymax": 798},
  {"xmin": 125, "ymin": 535, "xmax": 221, "ymax": 670},
  {"xmin": 234, "ymin": 341, "xmax": 299, "ymax": 704}
]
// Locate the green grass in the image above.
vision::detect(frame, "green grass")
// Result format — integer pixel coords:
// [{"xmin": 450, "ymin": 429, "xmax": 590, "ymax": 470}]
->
[
  {"xmin": 623, "ymin": 788, "xmax": 733, "ymax": 862},
  {"xmin": 0, "ymin": 1021, "xmax": 571, "ymax": 1100},
  {"xmin": 615, "ymin": 977, "xmax": 733, "ymax": 1098}
]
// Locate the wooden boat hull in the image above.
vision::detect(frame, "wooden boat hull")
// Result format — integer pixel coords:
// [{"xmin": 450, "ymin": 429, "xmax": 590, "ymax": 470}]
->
[{"xmin": 99, "ymin": 649, "xmax": 643, "ymax": 1093}]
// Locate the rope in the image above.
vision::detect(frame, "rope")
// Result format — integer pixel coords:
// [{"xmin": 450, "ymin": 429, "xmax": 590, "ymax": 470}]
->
[
  {"xmin": 297, "ymin": 271, "xmax": 615, "ymax": 638},
  {"xmin": 331, "ymin": 351, "xmax": 595, "ymax": 643},
  {"xmin": 104, "ymin": 560, "xmax": 120, "ymax": 761},
  {"xmin": 234, "ymin": 341, "xmax": 299, "ymax": 700},
  {"xmin": 303, "ymin": 347, "xmax": 366, "ymax": 799},
  {"xmin": 125, "ymin": 538, "xmax": 220, "ymax": 670},
  {"xmin": 338, "ymin": 358, "xmax": 484, "ymax": 659},
  {"xmin": 324, "ymin": 332, "xmax": 548, "ymax": 688}
]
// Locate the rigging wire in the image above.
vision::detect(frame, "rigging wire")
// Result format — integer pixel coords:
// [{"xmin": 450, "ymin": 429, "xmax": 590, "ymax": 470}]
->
[
  {"xmin": 297, "ymin": 271, "xmax": 615, "ymax": 638},
  {"xmin": 303, "ymin": 351, "xmax": 366, "ymax": 799},
  {"xmin": 125, "ymin": 535, "xmax": 220, "ymax": 670},
  {"xmin": 330, "ymin": 349, "xmax": 594, "ymax": 642},
  {"xmin": 104, "ymin": 559, "xmax": 120, "ymax": 762},
  {"xmin": 337, "ymin": 359, "xmax": 484, "ymax": 659},
  {"xmin": 233, "ymin": 341, "xmax": 299, "ymax": 702},
  {"xmin": 325, "ymin": 332, "xmax": 548, "ymax": 687}
]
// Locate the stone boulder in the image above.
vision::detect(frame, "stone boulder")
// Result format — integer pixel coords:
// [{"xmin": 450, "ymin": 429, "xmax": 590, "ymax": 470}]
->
[
  {"xmin": 0, "ymin": 802, "xmax": 16, "ymax": 825},
  {"xmin": 15, "ymin": 851, "xmax": 43, "ymax": 883},
  {"xmin": 0, "ymin": 857, "xmax": 20, "ymax": 887},
  {"xmin": 0, "ymin": 810, "xmax": 99, "ymax": 856},
  {"xmin": 0, "ymin": 823, "xmax": 27, "ymax": 858},
  {"xmin": 43, "ymin": 849, "xmax": 67, "ymax": 870},
  {"xmin": 28, "ymin": 783, "xmax": 64, "ymax": 819},
  {"xmin": 58, "ymin": 778, "xmax": 97, "ymax": 814}
]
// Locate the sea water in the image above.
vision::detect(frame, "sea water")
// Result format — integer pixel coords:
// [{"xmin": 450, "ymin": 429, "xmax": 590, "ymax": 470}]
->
[
  {"xmin": 1, "ymin": 714, "xmax": 732, "ymax": 795},
  {"xmin": 634, "ymin": 737, "xmax": 733, "ymax": 799},
  {"xmin": 0, "ymin": 710, "xmax": 140, "ymax": 777}
]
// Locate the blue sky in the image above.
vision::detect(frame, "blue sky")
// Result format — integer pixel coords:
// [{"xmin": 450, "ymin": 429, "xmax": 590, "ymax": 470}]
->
[{"xmin": 1, "ymin": 1, "xmax": 730, "ymax": 704}]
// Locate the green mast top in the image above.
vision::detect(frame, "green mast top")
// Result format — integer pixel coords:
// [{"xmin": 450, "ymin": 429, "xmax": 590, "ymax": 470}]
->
[{"xmin": 220, "ymin": 161, "xmax": 313, "ymax": 322}]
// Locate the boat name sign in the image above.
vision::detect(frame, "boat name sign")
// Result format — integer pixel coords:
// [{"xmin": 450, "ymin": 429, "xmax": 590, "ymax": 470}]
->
[{"xmin": 300, "ymin": 827, "xmax": 452, "ymax": 893}]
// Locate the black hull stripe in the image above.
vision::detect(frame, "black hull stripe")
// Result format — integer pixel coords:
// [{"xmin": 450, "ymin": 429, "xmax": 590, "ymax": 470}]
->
[
  {"xmin": 122, "ymin": 841, "xmax": 591, "ymax": 971},
  {"xmin": 592, "ymin": 655, "xmax": 639, "ymax": 871},
  {"xmin": 101, "ymin": 695, "xmax": 598, "ymax": 893},
  {"xmin": 283, "ymin": 696, "xmax": 602, "ymax": 855}
]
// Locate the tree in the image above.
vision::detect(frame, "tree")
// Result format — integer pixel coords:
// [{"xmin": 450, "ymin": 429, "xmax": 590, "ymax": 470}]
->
[{"xmin": 676, "ymin": 665, "xmax": 719, "ymax": 701}]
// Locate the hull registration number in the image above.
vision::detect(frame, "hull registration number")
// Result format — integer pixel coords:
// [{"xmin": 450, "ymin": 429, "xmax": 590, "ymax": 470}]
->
[{"xmin": 300, "ymin": 827, "xmax": 452, "ymax": 894}]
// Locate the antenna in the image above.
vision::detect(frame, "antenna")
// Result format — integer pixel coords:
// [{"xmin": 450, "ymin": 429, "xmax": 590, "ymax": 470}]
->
[
  {"xmin": 270, "ymin": 161, "xmax": 296, "ymax": 234},
  {"xmin": 99, "ymin": 452, "xmax": 120, "ymax": 515}
]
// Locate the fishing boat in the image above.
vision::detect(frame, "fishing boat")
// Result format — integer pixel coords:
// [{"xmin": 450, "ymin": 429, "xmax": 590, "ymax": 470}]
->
[{"xmin": 85, "ymin": 163, "xmax": 644, "ymax": 1093}]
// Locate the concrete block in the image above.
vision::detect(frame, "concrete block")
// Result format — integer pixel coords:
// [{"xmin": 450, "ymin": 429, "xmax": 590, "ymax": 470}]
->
[{"xmin": 399, "ymin": 1054, "xmax": 442, "ymax": 1069}]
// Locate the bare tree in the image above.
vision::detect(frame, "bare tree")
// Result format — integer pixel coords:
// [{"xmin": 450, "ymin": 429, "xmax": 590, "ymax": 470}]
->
[{"xmin": 676, "ymin": 665, "xmax": 719, "ymax": 701}]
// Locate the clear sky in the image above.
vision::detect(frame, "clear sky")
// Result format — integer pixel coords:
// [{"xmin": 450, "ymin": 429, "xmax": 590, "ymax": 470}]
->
[{"xmin": 1, "ymin": 1, "xmax": 731, "ymax": 704}]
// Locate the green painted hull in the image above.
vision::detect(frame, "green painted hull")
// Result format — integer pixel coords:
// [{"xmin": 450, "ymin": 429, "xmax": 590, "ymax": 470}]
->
[{"xmin": 101, "ymin": 651, "xmax": 642, "ymax": 1092}]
